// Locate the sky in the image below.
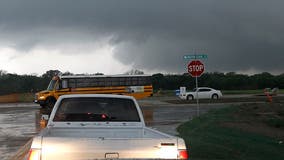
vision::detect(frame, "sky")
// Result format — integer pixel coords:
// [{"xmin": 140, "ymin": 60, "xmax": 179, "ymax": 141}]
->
[{"xmin": 0, "ymin": 0, "xmax": 283, "ymax": 75}]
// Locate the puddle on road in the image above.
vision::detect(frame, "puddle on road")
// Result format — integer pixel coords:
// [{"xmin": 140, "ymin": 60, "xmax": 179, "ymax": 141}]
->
[{"xmin": 142, "ymin": 106, "xmax": 195, "ymax": 136}]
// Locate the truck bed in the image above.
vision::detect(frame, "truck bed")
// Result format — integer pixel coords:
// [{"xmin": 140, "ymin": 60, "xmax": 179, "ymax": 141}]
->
[
  {"xmin": 42, "ymin": 127, "xmax": 172, "ymax": 138},
  {"xmin": 39, "ymin": 127, "xmax": 180, "ymax": 160}
]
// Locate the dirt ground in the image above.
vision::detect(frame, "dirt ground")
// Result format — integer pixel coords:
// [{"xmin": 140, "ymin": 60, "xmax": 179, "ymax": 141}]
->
[{"xmin": 221, "ymin": 102, "xmax": 284, "ymax": 140}]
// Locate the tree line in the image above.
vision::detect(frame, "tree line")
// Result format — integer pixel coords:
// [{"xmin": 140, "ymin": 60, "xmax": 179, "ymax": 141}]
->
[
  {"xmin": 0, "ymin": 70, "xmax": 283, "ymax": 95},
  {"xmin": 0, "ymin": 70, "xmax": 55, "ymax": 95},
  {"xmin": 152, "ymin": 72, "xmax": 284, "ymax": 91}
]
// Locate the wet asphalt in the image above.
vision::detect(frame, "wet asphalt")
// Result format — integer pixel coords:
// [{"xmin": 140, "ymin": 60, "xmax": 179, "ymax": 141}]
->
[
  {"xmin": 0, "ymin": 97, "xmax": 228, "ymax": 160},
  {"xmin": 0, "ymin": 104, "xmax": 40, "ymax": 160}
]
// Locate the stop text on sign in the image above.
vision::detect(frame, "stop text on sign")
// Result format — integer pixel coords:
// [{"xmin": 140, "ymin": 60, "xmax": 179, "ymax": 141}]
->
[
  {"xmin": 188, "ymin": 64, "xmax": 204, "ymax": 72},
  {"xmin": 187, "ymin": 60, "xmax": 205, "ymax": 77}
]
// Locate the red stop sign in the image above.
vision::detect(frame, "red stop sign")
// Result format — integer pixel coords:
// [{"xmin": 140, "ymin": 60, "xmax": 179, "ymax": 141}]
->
[{"xmin": 188, "ymin": 60, "xmax": 205, "ymax": 77}]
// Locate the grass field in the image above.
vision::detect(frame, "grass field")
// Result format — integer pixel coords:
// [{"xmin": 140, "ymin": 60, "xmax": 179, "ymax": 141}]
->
[
  {"xmin": 177, "ymin": 103, "xmax": 284, "ymax": 160},
  {"xmin": 222, "ymin": 89, "xmax": 284, "ymax": 95}
]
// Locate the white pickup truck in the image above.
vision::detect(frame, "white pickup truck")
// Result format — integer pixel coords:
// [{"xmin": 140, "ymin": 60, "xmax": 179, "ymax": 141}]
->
[{"xmin": 28, "ymin": 94, "xmax": 189, "ymax": 160}]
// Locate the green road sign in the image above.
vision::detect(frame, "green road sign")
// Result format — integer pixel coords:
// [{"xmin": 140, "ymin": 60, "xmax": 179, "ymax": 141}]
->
[{"xmin": 183, "ymin": 54, "xmax": 208, "ymax": 59}]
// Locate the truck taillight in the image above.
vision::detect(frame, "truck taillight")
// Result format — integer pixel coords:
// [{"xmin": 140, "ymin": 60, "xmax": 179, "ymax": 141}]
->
[
  {"xmin": 178, "ymin": 149, "xmax": 189, "ymax": 159},
  {"xmin": 28, "ymin": 149, "xmax": 41, "ymax": 160}
]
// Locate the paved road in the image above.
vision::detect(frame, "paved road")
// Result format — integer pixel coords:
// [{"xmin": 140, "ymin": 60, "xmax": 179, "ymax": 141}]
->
[
  {"xmin": 0, "ymin": 100, "xmax": 228, "ymax": 160},
  {"xmin": 0, "ymin": 104, "xmax": 40, "ymax": 160}
]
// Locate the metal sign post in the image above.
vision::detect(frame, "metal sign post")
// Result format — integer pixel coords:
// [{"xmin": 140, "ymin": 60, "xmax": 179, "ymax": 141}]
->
[
  {"xmin": 195, "ymin": 75, "xmax": 199, "ymax": 116},
  {"xmin": 184, "ymin": 54, "xmax": 207, "ymax": 117}
]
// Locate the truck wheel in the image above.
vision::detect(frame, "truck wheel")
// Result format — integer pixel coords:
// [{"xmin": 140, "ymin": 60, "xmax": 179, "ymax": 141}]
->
[
  {"xmin": 187, "ymin": 95, "xmax": 194, "ymax": 100},
  {"xmin": 46, "ymin": 97, "xmax": 56, "ymax": 110},
  {"xmin": 211, "ymin": 94, "xmax": 219, "ymax": 100}
]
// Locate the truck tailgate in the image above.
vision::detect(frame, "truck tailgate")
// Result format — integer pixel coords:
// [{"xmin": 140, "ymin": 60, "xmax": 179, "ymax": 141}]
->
[{"xmin": 41, "ymin": 137, "xmax": 179, "ymax": 160}]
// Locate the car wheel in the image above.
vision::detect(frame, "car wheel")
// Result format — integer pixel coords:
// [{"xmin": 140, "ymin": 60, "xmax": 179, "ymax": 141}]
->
[
  {"xmin": 187, "ymin": 95, "xmax": 194, "ymax": 100},
  {"xmin": 211, "ymin": 94, "xmax": 219, "ymax": 100}
]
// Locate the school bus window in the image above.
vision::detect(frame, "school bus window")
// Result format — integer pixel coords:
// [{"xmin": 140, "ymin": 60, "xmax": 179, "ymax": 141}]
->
[
  {"xmin": 138, "ymin": 79, "xmax": 143, "ymax": 85},
  {"xmin": 68, "ymin": 79, "xmax": 76, "ymax": 88},
  {"xmin": 87, "ymin": 79, "xmax": 94, "ymax": 86},
  {"xmin": 146, "ymin": 77, "xmax": 151, "ymax": 85},
  {"xmin": 75, "ymin": 79, "xmax": 82, "ymax": 87},
  {"xmin": 111, "ymin": 77, "xmax": 119, "ymax": 86},
  {"xmin": 125, "ymin": 77, "xmax": 131, "ymax": 86},
  {"xmin": 62, "ymin": 80, "xmax": 68, "ymax": 88},
  {"xmin": 98, "ymin": 78, "xmax": 105, "ymax": 86},
  {"xmin": 77, "ymin": 78, "xmax": 87, "ymax": 88},
  {"xmin": 119, "ymin": 77, "xmax": 125, "ymax": 86},
  {"xmin": 95, "ymin": 78, "xmax": 100, "ymax": 87},
  {"xmin": 132, "ymin": 77, "xmax": 138, "ymax": 85},
  {"xmin": 47, "ymin": 80, "xmax": 57, "ymax": 91},
  {"xmin": 105, "ymin": 78, "xmax": 112, "ymax": 86}
]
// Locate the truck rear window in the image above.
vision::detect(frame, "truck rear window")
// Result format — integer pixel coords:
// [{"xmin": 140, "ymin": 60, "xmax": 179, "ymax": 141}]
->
[{"xmin": 53, "ymin": 97, "xmax": 140, "ymax": 122}]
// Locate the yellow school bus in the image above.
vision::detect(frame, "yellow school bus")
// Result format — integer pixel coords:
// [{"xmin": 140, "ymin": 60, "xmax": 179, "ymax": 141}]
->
[{"xmin": 34, "ymin": 75, "xmax": 153, "ymax": 109}]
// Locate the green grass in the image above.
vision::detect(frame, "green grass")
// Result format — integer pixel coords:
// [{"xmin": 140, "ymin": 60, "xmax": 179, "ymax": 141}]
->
[
  {"xmin": 265, "ymin": 118, "xmax": 284, "ymax": 128},
  {"xmin": 222, "ymin": 89, "xmax": 284, "ymax": 95},
  {"xmin": 177, "ymin": 106, "xmax": 284, "ymax": 160},
  {"xmin": 222, "ymin": 90, "xmax": 264, "ymax": 95}
]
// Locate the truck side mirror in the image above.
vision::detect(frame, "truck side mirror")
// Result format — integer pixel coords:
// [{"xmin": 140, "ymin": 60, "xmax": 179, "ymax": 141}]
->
[
  {"xmin": 40, "ymin": 115, "xmax": 49, "ymax": 128},
  {"xmin": 41, "ymin": 114, "xmax": 49, "ymax": 120}
]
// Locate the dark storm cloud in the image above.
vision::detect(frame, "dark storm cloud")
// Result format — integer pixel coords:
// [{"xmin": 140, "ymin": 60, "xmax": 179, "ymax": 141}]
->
[{"xmin": 0, "ymin": 0, "xmax": 284, "ymax": 73}]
